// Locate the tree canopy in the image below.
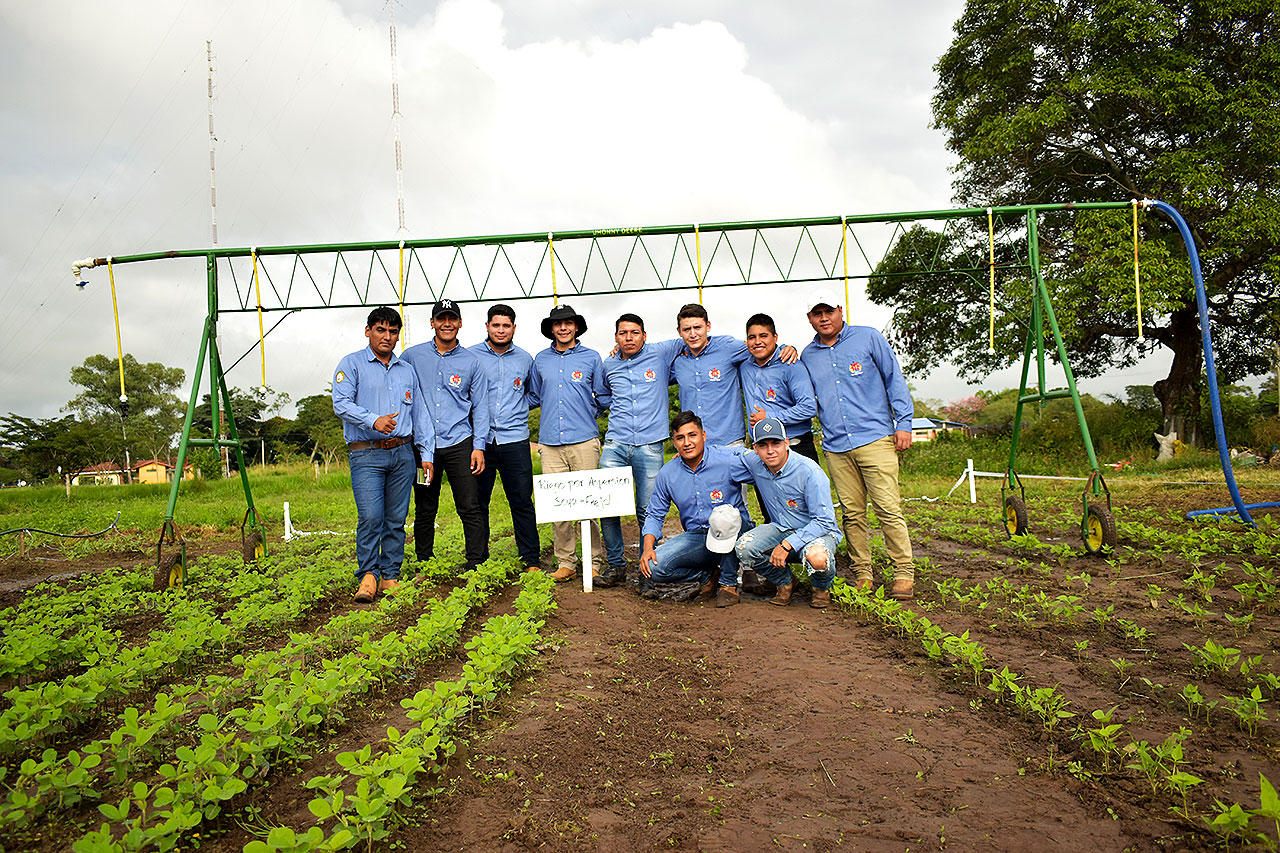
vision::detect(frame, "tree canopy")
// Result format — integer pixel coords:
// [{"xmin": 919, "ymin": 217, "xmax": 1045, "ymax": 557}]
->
[
  {"xmin": 870, "ymin": 0, "xmax": 1280, "ymax": 445},
  {"xmin": 65, "ymin": 354, "xmax": 186, "ymax": 471}
]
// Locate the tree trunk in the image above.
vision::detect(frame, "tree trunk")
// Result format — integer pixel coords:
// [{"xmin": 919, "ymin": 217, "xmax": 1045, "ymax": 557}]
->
[{"xmin": 1152, "ymin": 305, "xmax": 1203, "ymax": 447}]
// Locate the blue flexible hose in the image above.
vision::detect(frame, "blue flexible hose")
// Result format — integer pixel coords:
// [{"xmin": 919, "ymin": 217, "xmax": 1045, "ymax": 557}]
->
[{"xmin": 1147, "ymin": 200, "xmax": 1255, "ymax": 527}]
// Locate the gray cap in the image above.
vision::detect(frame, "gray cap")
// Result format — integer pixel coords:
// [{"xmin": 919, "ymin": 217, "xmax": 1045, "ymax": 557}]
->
[
  {"xmin": 751, "ymin": 417, "xmax": 788, "ymax": 444},
  {"xmin": 706, "ymin": 504, "xmax": 743, "ymax": 554}
]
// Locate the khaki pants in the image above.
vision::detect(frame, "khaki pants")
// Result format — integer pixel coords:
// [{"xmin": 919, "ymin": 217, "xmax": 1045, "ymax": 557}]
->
[
  {"xmin": 538, "ymin": 437, "xmax": 605, "ymax": 572},
  {"xmin": 825, "ymin": 436, "xmax": 913, "ymax": 582}
]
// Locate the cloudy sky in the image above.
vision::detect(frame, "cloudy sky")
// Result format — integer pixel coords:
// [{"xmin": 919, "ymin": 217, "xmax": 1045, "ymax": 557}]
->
[{"xmin": 0, "ymin": 0, "xmax": 1175, "ymax": 423}]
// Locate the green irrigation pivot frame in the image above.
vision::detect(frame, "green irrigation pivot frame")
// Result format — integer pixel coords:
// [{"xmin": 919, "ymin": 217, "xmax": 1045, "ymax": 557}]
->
[{"xmin": 75, "ymin": 199, "xmax": 1253, "ymax": 573}]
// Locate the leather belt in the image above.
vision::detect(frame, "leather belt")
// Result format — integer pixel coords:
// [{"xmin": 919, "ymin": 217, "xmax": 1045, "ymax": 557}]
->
[{"xmin": 348, "ymin": 436, "xmax": 410, "ymax": 451}]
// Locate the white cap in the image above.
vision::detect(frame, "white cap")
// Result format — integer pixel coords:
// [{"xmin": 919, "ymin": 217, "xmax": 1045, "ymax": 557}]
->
[
  {"xmin": 807, "ymin": 288, "xmax": 842, "ymax": 313},
  {"xmin": 706, "ymin": 504, "xmax": 743, "ymax": 554}
]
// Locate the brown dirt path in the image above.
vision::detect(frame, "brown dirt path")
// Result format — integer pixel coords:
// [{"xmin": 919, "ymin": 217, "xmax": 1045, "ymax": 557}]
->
[{"xmin": 403, "ymin": 585, "xmax": 1141, "ymax": 852}]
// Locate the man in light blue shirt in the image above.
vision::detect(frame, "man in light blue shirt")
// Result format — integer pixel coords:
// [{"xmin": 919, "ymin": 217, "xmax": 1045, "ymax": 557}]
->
[
  {"xmin": 332, "ymin": 307, "xmax": 435, "ymax": 602},
  {"xmin": 640, "ymin": 412, "xmax": 753, "ymax": 607},
  {"xmin": 800, "ymin": 289, "xmax": 916, "ymax": 599},
  {"xmin": 530, "ymin": 303, "xmax": 611, "ymax": 583},
  {"xmin": 598, "ymin": 313, "xmax": 684, "ymax": 586},
  {"xmin": 733, "ymin": 417, "xmax": 842, "ymax": 609},
  {"xmin": 740, "ymin": 311, "xmax": 820, "ymax": 528},
  {"xmin": 669, "ymin": 303, "xmax": 752, "ymax": 446},
  {"xmin": 401, "ymin": 299, "xmax": 490, "ymax": 573},
  {"xmin": 469, "ymin": 304, "xmax": 540, "ymax": 571}
]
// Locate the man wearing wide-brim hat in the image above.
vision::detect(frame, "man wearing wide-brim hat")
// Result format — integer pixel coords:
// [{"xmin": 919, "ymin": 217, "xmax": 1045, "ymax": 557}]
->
[{"xmin": 530, "ymin": 303, "xmax": 611, "ymax": 583}]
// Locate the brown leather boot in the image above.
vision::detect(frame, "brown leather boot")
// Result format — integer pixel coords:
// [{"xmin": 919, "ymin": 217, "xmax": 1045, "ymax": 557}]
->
[
  {"xmin": 354, "ymin": 573, "xmax": 377, "ymax": 603},
  {"xmin": 697, "ymin": 577, "xmax": 718, "ymax": 601},
  {"xmin": 715, "ymin": 586, "xmax": 740, "ymax": 608},
  {"xmin": 769, "ymin": 583, "xmax": 794, "ymax": 606},
  {"xmin": 378, "ymin": 578, "xmax": 399, "ymax": 594},
  {"xmin": 853, "ymin": 575, "xmax": 873, "ymax": 591},
  {"xmin": 810, "ymin": 589, "xmax": 830, "ymax": 609},
  {"xmin": 890, "ymin": 578, "xmax": 915, "ymax": 600},
  {"xmin": 550, "ymin": 565, "xmax": 576, "ymax": 583}
]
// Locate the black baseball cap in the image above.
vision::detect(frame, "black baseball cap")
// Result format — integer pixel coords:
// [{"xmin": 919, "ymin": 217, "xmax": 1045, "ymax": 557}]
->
[{"xmin": 431, "ymin": 299, "xmax": 461, "ymax": 319}]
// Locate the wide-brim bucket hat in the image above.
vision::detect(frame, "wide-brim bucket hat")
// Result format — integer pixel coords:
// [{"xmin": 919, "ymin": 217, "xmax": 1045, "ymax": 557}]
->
[{"xmin": 541, "ymin": 304, "xmax": 588, "ymax": 339}]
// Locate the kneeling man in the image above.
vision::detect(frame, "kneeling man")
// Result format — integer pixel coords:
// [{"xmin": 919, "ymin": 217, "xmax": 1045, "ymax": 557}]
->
[
  {"xmin": 734, "ymin": 417, "xmax": 842, "ymax": 608},
  {"xmin": 639, "ymin": 412, "xmax": 753, "ymax": 607}
]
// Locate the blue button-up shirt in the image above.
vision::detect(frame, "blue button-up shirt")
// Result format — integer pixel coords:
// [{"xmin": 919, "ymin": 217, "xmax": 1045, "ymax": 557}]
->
[
  {"xmin": 469, "ymin": 340, "xmax": 534, "ymax": 444},
  {"xmin": 530, "ymin": 341, "xmax": 610, "ymax": 446},
  {"xmin": 603, "ymin": 338, "xmax": 682, "ymax": 445},
  {"xmin": 671, "ymin": 335, "xmax": 750, "ymax": 445},
  {"xmin": 735, "ymin": 451, "xmax": 841, "ymax": 552},
  {"xmin": 642, "ymin": 444, "xmax": 752, "ymax": 541},
  {"xmin": 739, "ymin": 350, "xmax": 818, "ymax": 438},
  {"xmin": 331, "ymin": 346, "xmax": 435, "ymax": 461},
  {"xmin": 401, "ymin": 340, "xmax": 490, "ymax": 450},
  {"xmin": 800, "ymin": 323, "xmax": 914, "ymax": 453}
]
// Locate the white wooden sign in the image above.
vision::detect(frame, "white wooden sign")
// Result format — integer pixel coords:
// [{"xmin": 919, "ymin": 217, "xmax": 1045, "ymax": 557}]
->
[
  {"xmin": 533, "ymin": 467, "xmax": 635, "ymax": 593},
  {"xmin": 533, "ymin": 467, "xmax": 635, "ymax": 523}
]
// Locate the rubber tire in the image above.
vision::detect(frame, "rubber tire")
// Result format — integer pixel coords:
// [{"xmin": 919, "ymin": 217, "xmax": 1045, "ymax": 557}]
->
[
  {"xmin": 1003, "ymin": 495, "xmax": 1029, "ymax": 538},
  {"xmin": 243, "ymin": 530, "xmax": 265, "ymax": 563},
  {"xmin": 154, "ymin": 551, "xmax": 186, "ymax": 591},
  {"xmin": 1082, "ymin": 504, "xmax": 1118, "ymax": 555}
]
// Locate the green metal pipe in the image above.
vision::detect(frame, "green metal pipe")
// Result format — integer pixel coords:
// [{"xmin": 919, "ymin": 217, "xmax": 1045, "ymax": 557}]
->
[
  {"xmin": 88, "ymin": 201, "xmax": 1141, "ymax": 266},
  {"xmin": 165, "ymin": 314, "xmax": 211, "ymax": 522}
]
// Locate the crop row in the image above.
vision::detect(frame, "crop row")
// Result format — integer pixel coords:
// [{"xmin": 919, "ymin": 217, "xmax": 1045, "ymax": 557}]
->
[
  {"xmin": 832, "ymin": 582, "xmax": 1278, "ymax": 846},
  {"xmin": 0, "ymin": 556, "xmax": 460, "ymax": 834},
  {"xmin": 68, "ymin": 557, "xmax": 516, "ymax": 852},
  {"xmin": 0, "ymin": 547, "xmax": 357, "ymax": 755},
  {"xmin": 250, "ymin": 568, "xmax": 557, "ymax": 853}
]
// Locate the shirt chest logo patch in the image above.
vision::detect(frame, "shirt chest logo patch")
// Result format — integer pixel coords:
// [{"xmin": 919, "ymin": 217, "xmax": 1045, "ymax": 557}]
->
[
  {"xmin": 643, "ymin": 368, "xmax": 656, "ymax": 381},
  {"xmin": 449, "ymin": 374, "xmax": 462, "ymax": 387},
  {"xmin": 708, "ymin": 368, "xmax": 722, "ymax": 381},
  {"xmin": 849, "ymin": 361, "xmax": 863, "ymax": 376},
  {"xmin": 513, "ymin": 377, "xmax": 522, "ymax": 389},
  {"xmin": 404, "ymin": 389, "xmax": 413, "ymax": 405},
  {"xmin": 765, "ymin": 388, "xmax": 777, "ymax": 400},
  {"xmin": 709, "ymin": 489, "xmax": 723, "ymax": 502},
  {"xmin": 787, "ymin": 498, "xmax": 798, "ymax": 508},
  {"xmin": 571, "ymin": 370, "xmax": 584, "ymax": 382}
]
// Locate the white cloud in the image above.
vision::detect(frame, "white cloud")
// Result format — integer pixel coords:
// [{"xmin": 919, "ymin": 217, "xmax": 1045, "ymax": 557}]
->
[{"xmin": 4, "ymin": 0, "xmax": 1029, "ymax": 427}]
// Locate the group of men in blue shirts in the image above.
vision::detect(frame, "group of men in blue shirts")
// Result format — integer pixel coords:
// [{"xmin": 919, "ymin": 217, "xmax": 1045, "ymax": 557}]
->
[{"xmin": 332, "ymin": 288, "xmax": 917, "ymax": 606}]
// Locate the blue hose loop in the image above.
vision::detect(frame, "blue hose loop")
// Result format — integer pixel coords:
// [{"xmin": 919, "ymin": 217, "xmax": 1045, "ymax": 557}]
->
[{"xmin": 1146, "ymin": 199, "xmax": 1255, "ymax": 527}]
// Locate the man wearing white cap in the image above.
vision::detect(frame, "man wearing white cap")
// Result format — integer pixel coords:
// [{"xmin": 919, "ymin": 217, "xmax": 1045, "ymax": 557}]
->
[
  {"xmin": 799, "ymin": 289, "xmax": 916, "ymax": 599},
  {"xmin": 733, "ymin": 417, "xmax": 842, "ymax": 608},
  {"xmin": 639, "ymin": 411, "xmax": 753, "ymax": 606}
]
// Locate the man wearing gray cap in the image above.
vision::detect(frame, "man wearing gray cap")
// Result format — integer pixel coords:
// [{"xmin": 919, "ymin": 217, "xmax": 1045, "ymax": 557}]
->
[
  {"xmin": 733, "ymin": 417, "xmax": 842, "ymax": 608},
  {"xmin": 799, "ymin": 289, "xmax": 916, "ymax": 599}
]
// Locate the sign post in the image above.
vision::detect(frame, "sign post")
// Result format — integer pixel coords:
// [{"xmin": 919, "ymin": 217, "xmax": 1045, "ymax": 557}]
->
[{"xmin": 533, "ymin": 467, "xmax": 636, "ymax": 592}]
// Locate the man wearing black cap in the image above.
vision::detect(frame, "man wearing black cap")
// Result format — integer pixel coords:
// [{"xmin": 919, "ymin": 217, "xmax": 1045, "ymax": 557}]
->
[
  {"xmin": 401, "ymin": 299, "xmax": 491, "ymax": 572},
  {"xmin": 530, "ymin": 303, "xmax": 611, "ymax": 583}
]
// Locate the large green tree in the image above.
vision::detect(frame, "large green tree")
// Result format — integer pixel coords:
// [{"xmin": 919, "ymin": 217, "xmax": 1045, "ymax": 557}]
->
[
  {"xmin": 66, "ymin": 354, "xmax": 186, "ymax": 472},
  {"xmin": 870, "ymin": 0, "xmax": 1280, "ymax": 446}
]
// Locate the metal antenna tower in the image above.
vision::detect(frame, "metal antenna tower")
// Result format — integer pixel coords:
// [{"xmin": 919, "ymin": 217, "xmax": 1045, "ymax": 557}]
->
[{"xmin": 388, "ymin": 3, "xmax": 410, "ymax": 346}]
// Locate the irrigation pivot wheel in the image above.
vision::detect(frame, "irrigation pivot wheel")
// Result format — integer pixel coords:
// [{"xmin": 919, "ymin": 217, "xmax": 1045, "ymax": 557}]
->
[
  {"xmin": 243, "ymin": 529, "xmax": 265, "ymax": 563},
  {"xmin": 1003, "ymin": 495, "xmax": 1029, "ymax": 538},
  {"xmin": 154, "ymin": 551, "xmax": 186, "ymax": 591},
  {"xmin": 1082, "ymin": 504, "xmax": 1118, "ymax": 555}
]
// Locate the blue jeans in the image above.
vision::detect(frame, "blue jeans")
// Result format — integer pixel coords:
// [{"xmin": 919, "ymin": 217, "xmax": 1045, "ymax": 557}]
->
[
  {"xmin": 350, "ymin": 443, "xmax": 416, "ymax": 581},
  {"xmin": 649, "ymin": 530, "xmax": 739, "ymax": 587},
  {"xmin": 734, "ymin": 523, "xmax": 838, "ymax": 591},
  {"xmin": 600, "ymin": 439, "xmax": 665, "ymax": 568},
  {"xmin": 475, "ymin": 439, "xmax": 541, "ymax": 568}
]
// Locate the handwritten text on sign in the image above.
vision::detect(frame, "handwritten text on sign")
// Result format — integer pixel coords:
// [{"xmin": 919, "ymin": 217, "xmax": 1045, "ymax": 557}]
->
[{"xmin": 533, "ymin": 467, "xmax": 635, "ymax": 523}]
